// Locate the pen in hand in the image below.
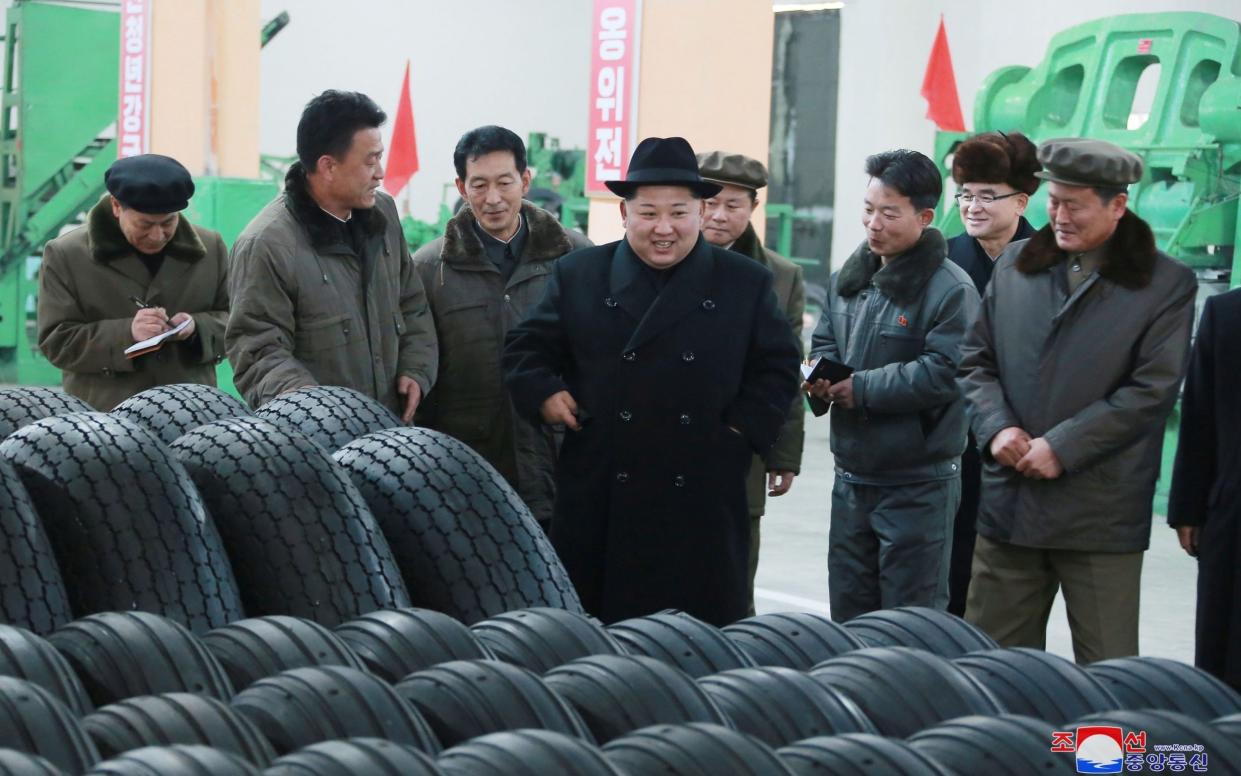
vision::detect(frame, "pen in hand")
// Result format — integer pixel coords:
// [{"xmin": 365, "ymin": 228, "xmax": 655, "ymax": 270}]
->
[{"xmin": 129, "ymin": 295, "xmax": 173, "ymax": 326}]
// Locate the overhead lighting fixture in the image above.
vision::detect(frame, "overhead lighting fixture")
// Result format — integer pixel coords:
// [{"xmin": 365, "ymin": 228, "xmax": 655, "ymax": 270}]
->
[{"xmin": 774, "ymin": 2, "xmax": 845, "ymax": 12}]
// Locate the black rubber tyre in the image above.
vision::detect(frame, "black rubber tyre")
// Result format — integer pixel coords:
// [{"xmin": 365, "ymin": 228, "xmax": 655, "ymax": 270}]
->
[
  {"xmin": 0, "ymin": 676, "xmax": 99, "ymax": 774},
  {"xmin": 1215, "ymin": 712, "xmax": 1241, "ymax": 745},
  {"xmin": 0, "ymin": 388, "xmax": 91, "ymax": 440},
  {"xmin": 955, "ymin": 648, "xmax": 1120, "ymax": 723},
  {"xmin": 170, "ymin": 418, "xmax": 409, "ymax": 626},
  {"xmin": 0, "ymin": 460, "xmax": 72, "ymax": 636},
  {"xmin": 543, "ymin": 654, "xmax": 731, "ymax": 744},
  {"xmin": 0, "ymin": 414, "xmax": 243, "ymax": 633},
  {"xmin": 697, "ymin": 666, "xmax": 877, "ymax": 747},
  {"xmin": 843, "ymin": 606, "xmax": 999, "ymax": 657},
  {"xmin": 83, "ymin": 745, "xmax": 259, "ymax": 776},
  {"xmin": 333, "ymin": 427, "xmax": 581, "ymax": 624},
  {"xmin": 1073, "ymin": 709, "xmax": 1241, "ymax": 774},
  {"xmin": 470, "ymin": 608, "xmax": 625, "ymax": 674},
  {"xmin": 907, "ymin": 714, "xmax": 1077, "ymax": 775},
  {"xmin": 809, "ymin": 646, "xmax": 1002, "ymax": 738},
  {"xmin": 722, "ymin": 612, "xmax": 865, "ymax": 669},
  {"xmin": 82, "ymin": 693, "xmax": 275, "ymax": 766},
  {"xmin": 777, "ymin": 733, "xmax": 953, "ymax": 776},
  {"xmin": 110, "ymin": 385, "xmax": 251, "ymax": 446},
  {"xmin": 437, "ymin": 730, "xmax": 618, "ymax": 776},
  {"xmin": 265, "ymin": 738, "xmax": 442, "ymax": 775},
  {"xmin": 601, "ymin": 723, "xmax": 793, "ymax": 776},
  {"xmin": 0, "ymin": 749, "xmax": 63, "ymax": 776},
  {"xmin": 230, "ymin": 666, "xmax": 440, "ymax": 756},
  {"xmin": 202, "ymin": 617, "xmax": 368, "ymax": 691},
  {"xmin": 334, "ymin": 609, "xmax": 494, "ymax": 684},
  {"xmin": 48, "ymin": 612, "xmax": 234, "ymax": 708},
  {"xmin": 253, "ymin": 386, "xmax": 401, "ymax": 453},
  {"xmin": 394, "ymin": 659, "xmax": 592, "ymax": 748},
  {"xmin": 0, "ymin": 624, "xmax": 92, "ymax": 716},
  {"xmin": 607, "ymin": 613, "xmax": 756, "ymax": 678},
  {"xmin": 1086, "ymin": 656, "xmax": 1241, "ymax": 720}
]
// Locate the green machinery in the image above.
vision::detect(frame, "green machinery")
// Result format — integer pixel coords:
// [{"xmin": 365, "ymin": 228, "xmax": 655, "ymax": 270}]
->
[
  {"xmin": 0, "ymin": 1, "xmax": 277, "ymax": 390},
  {"xmin": 932, "ymin": 12, "xmax": 1241, "ymax": 511}
]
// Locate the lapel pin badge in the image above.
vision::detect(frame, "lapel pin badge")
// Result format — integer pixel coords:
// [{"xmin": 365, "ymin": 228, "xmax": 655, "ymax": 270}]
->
[{"xmin": 897, "ymin": 314, "xmax": 909, "ymax": 327}]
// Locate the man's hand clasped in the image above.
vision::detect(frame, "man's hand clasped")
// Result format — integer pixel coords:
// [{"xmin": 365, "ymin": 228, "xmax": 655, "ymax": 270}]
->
[{"xmin": 991, "ymin": 426, "xmax": 1064, "ymax": 479}]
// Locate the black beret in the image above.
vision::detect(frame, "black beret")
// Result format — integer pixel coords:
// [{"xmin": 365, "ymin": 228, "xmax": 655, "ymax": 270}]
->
[
  {"xmin": 951, "ymin": 131, "xmax": 1041, "ymax": 195},
  {"xmin": 105, "ymin": 154, "xmax": 195, "ymax": 214},
  {"xmin": 1035, "ymin": 137, "xmax": 1143, "ymax": 188}
]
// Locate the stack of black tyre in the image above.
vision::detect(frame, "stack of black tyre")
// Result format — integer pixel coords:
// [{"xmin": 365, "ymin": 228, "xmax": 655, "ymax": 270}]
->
[{"xmin": 0, "ymin": 384, "xmax": 1238, "ymax": 774}]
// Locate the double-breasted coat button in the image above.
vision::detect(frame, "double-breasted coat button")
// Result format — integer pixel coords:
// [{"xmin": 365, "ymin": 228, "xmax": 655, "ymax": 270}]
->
[
  {"xmin": 673, "ymin": 475, "xmax": 686, "ymax": 487},
  {"xmin": 616, "ymin": 471, "xmax": 630, "ymax": 483},
  {"xmin": 623, "ymin": 351, "xmax": 637, "ymax": 362},
  {"xmin": 605, "ymin": 297, "xmax": 619, "ymax": 308},
  {"xmin": 679, "ymin": 413, "xmax": 691, "ymax": 425},
  {"xmin": 701, "ymin": 299, "xmax": 716, "ymax": 311},
  {"xmin": 619, "ymin": 410, "xmax": 633, "ymax": 422},
  {"xmin": 681, "ymin": 351, "xmax": 696, "ymax": 363}
]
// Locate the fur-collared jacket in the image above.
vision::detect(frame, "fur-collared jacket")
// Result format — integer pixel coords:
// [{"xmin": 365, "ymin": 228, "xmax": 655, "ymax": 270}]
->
[
  {"xmin": 810, "ymin": 228, "xmax": 979, "ymax": 484},
  {"xmin": 411, "ymin": 202, "xmax": 590, "ymax": 525},
  {"xmin": 958, "ymin": 210, "xmax": 1197, "ymax": 552},
  {"xmin": 226, "ymin": 162, "xmax": 438, "ymax": 415},
  {"xmin": 37, "ymin": 196, "xmax": 229, "ymax": 410}
]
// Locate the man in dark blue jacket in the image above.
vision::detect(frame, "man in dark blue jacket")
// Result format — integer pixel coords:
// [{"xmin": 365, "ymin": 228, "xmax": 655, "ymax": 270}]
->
[
  {"xmin": 944, "ymin": 131, "xmax": 1041, "ymax": 615},
  {"xmin": 503, "ymin": 137, "xmax": 800, "ymax": 626}
]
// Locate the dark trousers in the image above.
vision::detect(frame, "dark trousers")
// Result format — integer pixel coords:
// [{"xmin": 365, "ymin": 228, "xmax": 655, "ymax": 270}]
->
[
  {"xmin": 827, "ymin": 476, "xmax": 960, "ymax": 623},
  {"xmin": 948, "ymin": 440, "xmax": 981, "ymax": 615}
]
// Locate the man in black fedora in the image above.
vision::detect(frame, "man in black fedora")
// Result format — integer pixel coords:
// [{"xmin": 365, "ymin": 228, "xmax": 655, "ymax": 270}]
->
[{"xmin": 503, "ymin": 136, "xmax": 801, "ymax": 625}]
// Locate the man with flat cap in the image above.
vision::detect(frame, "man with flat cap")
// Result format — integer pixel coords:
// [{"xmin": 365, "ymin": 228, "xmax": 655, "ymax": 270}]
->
[
  {"xmin": 38, "ymin": 154, "xmax": 229, "ymax": 410},
  {"xmin": 697, "ymin": 150, "xmax": 805, "ymax": 615},
  {"xmin": 503, "ymin": 137, "xmax": 801, "ymax": 626},
  {"xmin": 959, "ymin": 137, "xmax": 1196, "ymax": 662},
  {"xmin": 944, "ymin": 130, "xmax": 1042, "ymax": 616}
]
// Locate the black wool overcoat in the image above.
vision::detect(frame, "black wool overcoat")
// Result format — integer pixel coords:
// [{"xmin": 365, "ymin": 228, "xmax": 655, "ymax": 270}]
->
[
  {"xmin": 1168, "ymin": 287, "xmax": 1241, "ymax": 690},
  {"xmin": 502, "ymin": 237, "xmax": 801, "ymax": 626}
]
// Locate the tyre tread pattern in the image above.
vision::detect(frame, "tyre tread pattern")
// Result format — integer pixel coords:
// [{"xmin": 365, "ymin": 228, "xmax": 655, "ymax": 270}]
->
[{"xmin": 110, "ymin": 385, "xmax": 251, "ymax": 446}]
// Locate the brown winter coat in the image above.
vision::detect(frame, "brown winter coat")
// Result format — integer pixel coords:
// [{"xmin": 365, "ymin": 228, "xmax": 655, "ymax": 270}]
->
[
  {"xmin": 728, "ymin": 223, "xmax": 805, "ymax": 517},
  {"xmin": 412, "ymin": 202, "xmax": 591, "ymax": 524},
  {"xmin": 37, "ymin": 196, "xmax": 229, "ymax": 411},
  {"xmin": 959, "ymin": 211, "xmax": 1196, "ymax": 552},
  {"xmin": 226, "ymin": 163, "xmax": 437, "ymax": 414}
]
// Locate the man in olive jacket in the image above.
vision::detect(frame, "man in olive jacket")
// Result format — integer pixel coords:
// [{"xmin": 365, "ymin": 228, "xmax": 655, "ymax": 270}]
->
[
  {"xmin": 698, "ymin": 150, "xmax": 805, "ymax": 614},
  {"xmin": 38, "ymin": 154, "xmax": 228, "ymax": 411},
  {"xmin": 413, "ymin": 126, "xmax": 591, "ymax": 527},
  {"xmin": 228, "ymin": 91, "xmax": 437, "ymax": 419},
  {"xmin": 808, "ymin": 150, "xmax": 979, "ymax": 624},
  {"xmin": 959, "ymin": 138, "xmax": 1196, "ymax": 663}
]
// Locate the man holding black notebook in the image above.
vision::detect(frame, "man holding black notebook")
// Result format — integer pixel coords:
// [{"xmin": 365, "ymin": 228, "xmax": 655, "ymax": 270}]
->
[{"xmin": 806, "ymin": 149, "xmax": 979, "ymax": 622}]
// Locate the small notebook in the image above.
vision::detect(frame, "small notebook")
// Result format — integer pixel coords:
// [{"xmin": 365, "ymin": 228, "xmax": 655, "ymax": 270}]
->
[
  {"xmin": 801, "ymin": 357, "xmax": 854, "ymax": 417},
  {"xmin": 125, "ymin": 319, "xmax": 191, "ymax": 359}
]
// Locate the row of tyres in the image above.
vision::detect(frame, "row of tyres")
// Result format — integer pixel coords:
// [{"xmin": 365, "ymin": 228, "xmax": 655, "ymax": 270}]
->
[
  {"xmin": 0, "ymin": 385, "xmax": 1235, "ymax": 773},
  {"xmin": 0, "ymin": 605, "xmax": 1238, "ymax": 774}
]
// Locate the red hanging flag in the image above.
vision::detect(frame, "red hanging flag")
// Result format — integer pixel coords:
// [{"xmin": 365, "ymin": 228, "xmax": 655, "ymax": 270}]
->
[
  {"xmin": 383, "ymin": 60, "xmax": 419, "ymax": 197},
  {"xmin": 920, "ymin": 16, "xmax": 966, "ymax": 132}
]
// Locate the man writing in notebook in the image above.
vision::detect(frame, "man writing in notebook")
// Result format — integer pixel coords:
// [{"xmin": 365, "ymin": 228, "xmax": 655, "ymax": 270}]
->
[{"xmin": 37, "ymin": 154, "xmax": 230, "ymax": 410}]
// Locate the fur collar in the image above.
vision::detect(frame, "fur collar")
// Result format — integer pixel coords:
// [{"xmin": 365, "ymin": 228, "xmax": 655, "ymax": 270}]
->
[
  {"xmin": 729, "ymin": 222, "xmax": 767, "ymax": 265},
  {"xmin": 837, "ymin": 227, "xmax": 947, "ymax": 303},
  {"xmin": 87, "ymin": 196, "xmax": 205, "ymax": 262},
  {"xmin": 1015, "ymin": 210, "xmax": 1157, "ymax": 289},
  {"xmin": 282, "ymin": 161, "xmax": 387, "ymax": 250},
  {"xmin": 439, "ymin": 201, "xmax": 573, "ymax": 266}
]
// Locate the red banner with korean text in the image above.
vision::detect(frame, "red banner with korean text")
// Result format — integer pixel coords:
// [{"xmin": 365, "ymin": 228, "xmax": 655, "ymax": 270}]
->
[
  {"xmin": 586, "ymin": 0, "xmax": 639, "ymax": 195},
  {"xmin": 118, "ymin": 0, "xmax": 151, "ymax": 158}
]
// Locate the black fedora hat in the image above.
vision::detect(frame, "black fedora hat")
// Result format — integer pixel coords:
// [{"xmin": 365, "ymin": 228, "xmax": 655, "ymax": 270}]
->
[{"xmin": 605, "ymin": 136, "xmax": 722, "ymax": 198}]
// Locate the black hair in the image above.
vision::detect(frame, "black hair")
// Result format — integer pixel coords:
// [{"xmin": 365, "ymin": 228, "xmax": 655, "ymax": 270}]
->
[
  {"xmin": 453, "ymin": 125, "xmax": 527, "ymax": 179},
  {"xmin": 1093, "ymin": 186, "xmax": 1127, "ymax": 204},
  {"xmin": 296, "ymin": 90, "xmax": 386, "ymax": 171},
  {"xmin": 864, "ymin": 149, "xmax": 943, "ymax": 211}
]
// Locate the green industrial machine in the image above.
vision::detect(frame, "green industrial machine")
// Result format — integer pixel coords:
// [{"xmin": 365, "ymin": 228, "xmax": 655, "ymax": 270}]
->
[
  {"xmin": 0, "ymin": 1, "xmax": 278, "ymax": 391},
  {"xmin": 932, "ymin": 12, "xmax": 1241, "ymax": 511}
]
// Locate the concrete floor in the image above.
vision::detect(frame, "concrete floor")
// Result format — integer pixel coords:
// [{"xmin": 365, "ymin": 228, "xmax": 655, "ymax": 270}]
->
[{"xmin": 753, "ymin": 413, "xmax": 1198, "ymax": 664}]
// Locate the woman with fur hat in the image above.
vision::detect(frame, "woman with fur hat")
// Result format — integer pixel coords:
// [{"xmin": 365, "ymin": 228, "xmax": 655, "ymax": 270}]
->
[{"xmin": 945, "ymin": 130, "xmax": 1041, "ymax": 615}]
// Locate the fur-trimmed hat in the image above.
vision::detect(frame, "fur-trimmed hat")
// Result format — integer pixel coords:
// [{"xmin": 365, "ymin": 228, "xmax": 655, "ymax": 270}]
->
[{"xmin": 951, "ymin": 131, "xmax": 1041, "ymax": 195}]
